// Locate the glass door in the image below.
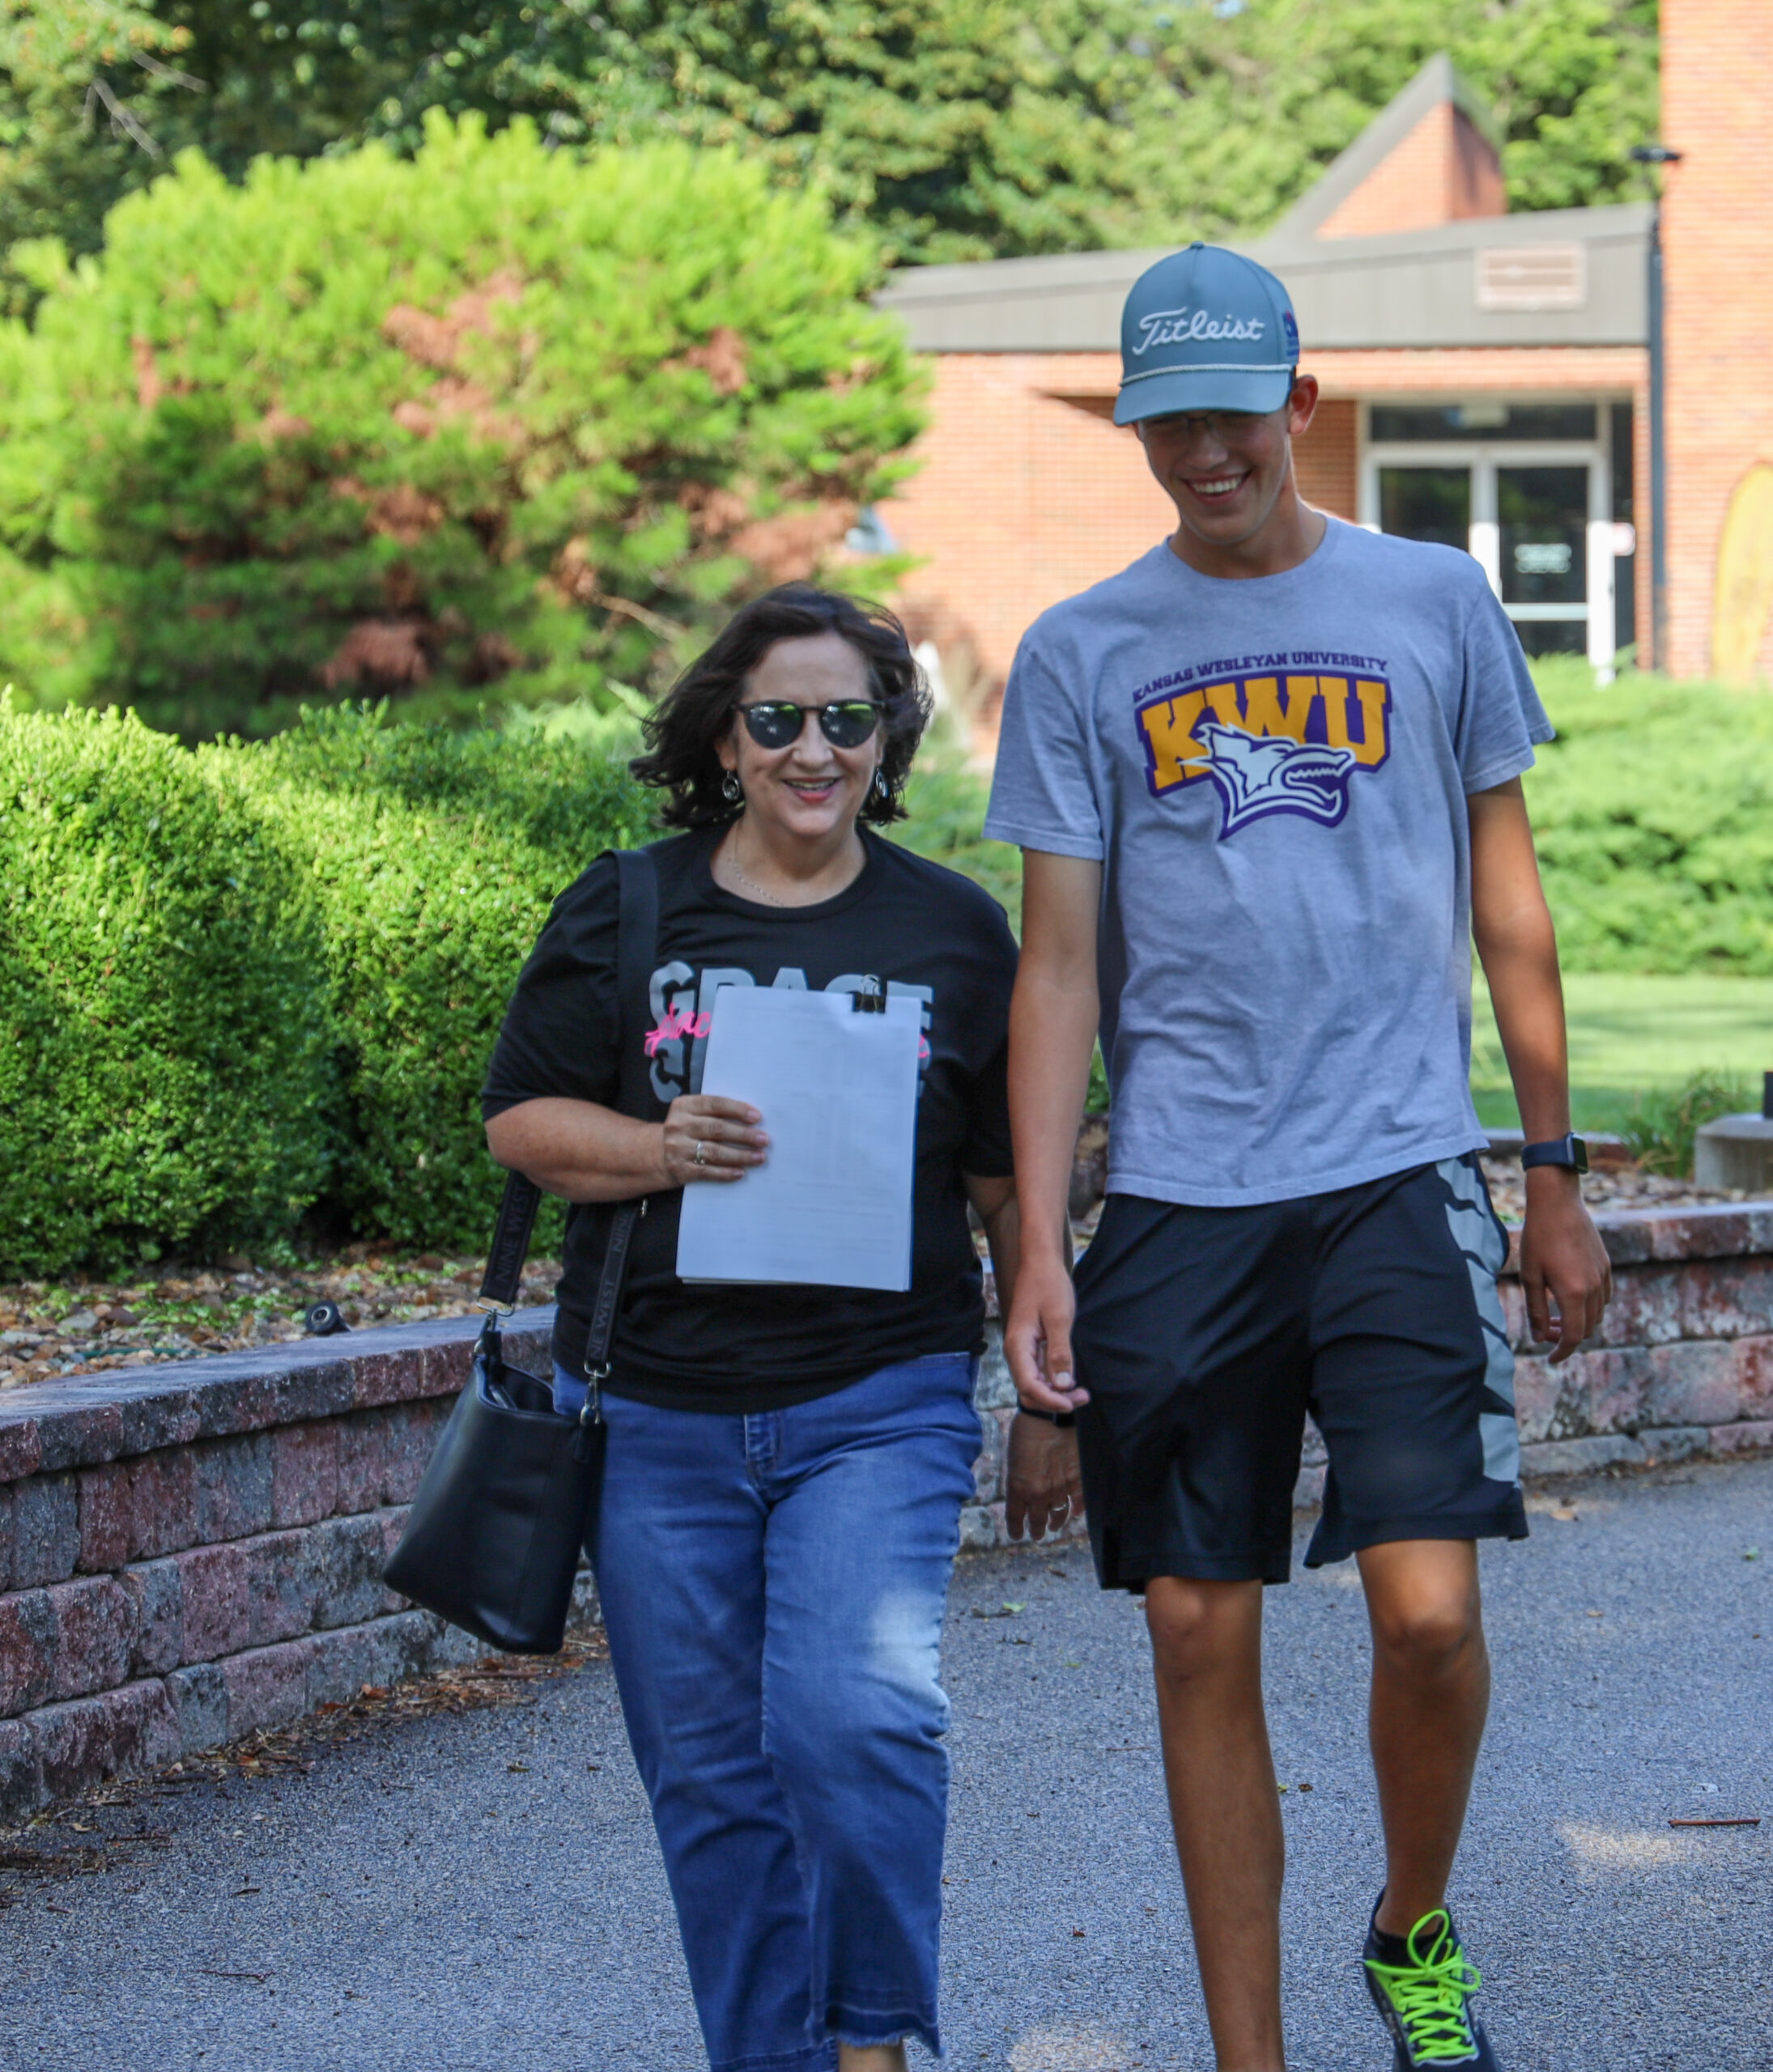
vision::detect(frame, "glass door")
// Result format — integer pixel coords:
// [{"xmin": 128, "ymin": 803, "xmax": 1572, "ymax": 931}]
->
[
  {"xmin": 1497, "ymin": 465, "xmax": 1588, "ymax": 656},
  {"xmin": 1378, "ymin": 465, "xmax": 1471, "ymax": 553}
]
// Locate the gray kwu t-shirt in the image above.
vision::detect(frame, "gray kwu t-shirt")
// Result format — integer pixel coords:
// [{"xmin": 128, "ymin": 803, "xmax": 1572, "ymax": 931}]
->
[{"xmin": 984, "ymin": 518, "xmax": 1552, "ymax": 1206}]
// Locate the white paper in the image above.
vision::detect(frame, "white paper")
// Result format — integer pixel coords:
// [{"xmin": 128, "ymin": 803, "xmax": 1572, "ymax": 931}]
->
[{"xmin": 675, "ymin": 985, "xmax": 922, "ymax": 1291}]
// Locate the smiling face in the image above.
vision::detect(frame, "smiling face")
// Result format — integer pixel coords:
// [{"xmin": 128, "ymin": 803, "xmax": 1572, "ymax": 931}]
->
[
  {"xmin": 715, "ymin": 630, "xmax": 883, "ymax": 851},
  {"xmin": 1136, "ymin": 375, "xmax": 1320, "ymax": 569}
]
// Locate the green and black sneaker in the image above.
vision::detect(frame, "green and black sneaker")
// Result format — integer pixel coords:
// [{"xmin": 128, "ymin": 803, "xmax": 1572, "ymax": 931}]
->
[{"xmin": 1362, "ymin": 1899, "xmax": 1499, "ymax": 2070}]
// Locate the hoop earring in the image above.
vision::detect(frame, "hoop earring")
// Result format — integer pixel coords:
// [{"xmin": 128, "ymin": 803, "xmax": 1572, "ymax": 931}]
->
[{"xmin": 721, "ymin": 771, "xmax": 742, "ymax": 805}]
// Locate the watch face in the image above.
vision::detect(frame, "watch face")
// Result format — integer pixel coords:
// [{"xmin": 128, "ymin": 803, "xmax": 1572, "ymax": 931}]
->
[{"xmin": 1571, "ymin": 1136, "xmax": 1590, "ymax": 1174}]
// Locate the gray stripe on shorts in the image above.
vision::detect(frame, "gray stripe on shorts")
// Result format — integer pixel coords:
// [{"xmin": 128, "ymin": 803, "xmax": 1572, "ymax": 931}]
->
[{"xmin": 1436, "ymin": 1156, "xmax": 1521, "ymax": 1488}]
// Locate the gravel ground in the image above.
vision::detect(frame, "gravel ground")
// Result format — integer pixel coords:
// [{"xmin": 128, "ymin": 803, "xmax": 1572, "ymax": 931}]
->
[{"xmin": 1, "ymin": 1460, "xmax": 1768, "ymax": 2072}]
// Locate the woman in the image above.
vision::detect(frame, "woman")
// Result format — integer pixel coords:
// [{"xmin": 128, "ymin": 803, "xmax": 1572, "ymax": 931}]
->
[{"xmin": 482, "ymin": 585, "xmax": 1061, "ymax": 2072}]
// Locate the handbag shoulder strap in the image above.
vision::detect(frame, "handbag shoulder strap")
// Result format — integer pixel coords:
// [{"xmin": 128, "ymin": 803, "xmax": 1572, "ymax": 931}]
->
[{"xmin": 478, "ymin": 844, "xmax": 661, "ymax": 1314}]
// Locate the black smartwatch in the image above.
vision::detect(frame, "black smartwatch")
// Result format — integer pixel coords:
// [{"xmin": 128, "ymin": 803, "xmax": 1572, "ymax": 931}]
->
[{"xmin": 1520, "ymin": 1132, "xmax": 1588, "ymax": 1174}]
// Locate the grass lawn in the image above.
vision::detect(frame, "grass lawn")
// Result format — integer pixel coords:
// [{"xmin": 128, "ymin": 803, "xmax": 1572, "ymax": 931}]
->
[{"xmin": 1471, "ymin": 972, "xmax": 1773, "ymax": 1130}]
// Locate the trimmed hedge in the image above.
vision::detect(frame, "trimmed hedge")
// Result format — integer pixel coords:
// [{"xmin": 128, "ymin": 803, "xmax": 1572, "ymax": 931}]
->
[
  {"xmin": 0, "ymin": 705, "xmax": 336, "ymax": 1274},
  {"xmin": 0, "ymin": 703, "xmax": 648, "ymax": 1275},
  {"xmin": 1527, "ymin": 664, "xmax": 1773, "ymax": 974}
]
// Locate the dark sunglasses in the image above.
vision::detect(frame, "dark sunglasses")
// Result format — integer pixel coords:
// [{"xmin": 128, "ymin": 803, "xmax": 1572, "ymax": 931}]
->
[{"xmin": 737, "ymin": 699, "xmax": 884, "ymax": 750}]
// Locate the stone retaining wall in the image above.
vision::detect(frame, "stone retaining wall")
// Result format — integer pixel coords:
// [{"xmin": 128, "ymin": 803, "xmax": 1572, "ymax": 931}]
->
[{"xmin": 2, "ymin": 1202, "xmax": 1770, "ymax": 1821}]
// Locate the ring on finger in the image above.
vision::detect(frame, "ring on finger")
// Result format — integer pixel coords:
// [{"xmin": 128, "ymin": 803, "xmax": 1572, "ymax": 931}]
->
[{"xmin": 694, "ymin": 1140, "xmax": 708, "ymax": 1167}]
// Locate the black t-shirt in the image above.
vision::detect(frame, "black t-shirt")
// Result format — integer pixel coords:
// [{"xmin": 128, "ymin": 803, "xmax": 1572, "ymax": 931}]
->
[{"xmin": 481, "ymin": 826, "xmax": 1018, "ymax": 1412}]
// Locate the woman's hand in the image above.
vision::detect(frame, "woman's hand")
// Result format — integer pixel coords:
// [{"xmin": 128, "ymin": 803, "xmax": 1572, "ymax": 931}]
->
[
  {"xmin": 1006, "ymin": 1415, "xmax": 1085, "ymax": 1542},
  {"xmin": 661, "ymin": 1095, "xmax": 768, "ymax": 1186}
]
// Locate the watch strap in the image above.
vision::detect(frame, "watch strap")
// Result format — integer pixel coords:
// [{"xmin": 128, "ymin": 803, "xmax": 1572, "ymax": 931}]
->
[{"xmin": 1520, "ymin": 1132, "xmax": 1589, "ymax": 1174}]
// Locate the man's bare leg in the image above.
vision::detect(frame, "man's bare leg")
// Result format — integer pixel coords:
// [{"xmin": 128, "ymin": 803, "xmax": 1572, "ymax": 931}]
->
[
  {"xmin": 839, "ymin": 2046, "xmax": 905, "ymax": 2071},
  {"xmin": 1356, "ymin": 1539, "xmax": 1489, "ymax": 1937},
  {"xmin": 1146, "ymin": 1576, "xmax": 1286, "ymax": 2072}
]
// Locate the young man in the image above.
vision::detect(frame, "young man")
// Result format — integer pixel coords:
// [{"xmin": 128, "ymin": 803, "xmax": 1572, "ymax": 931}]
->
[{"xmin": 988, "ymin": 244, "xmax": 1612, "ymax": 2071}]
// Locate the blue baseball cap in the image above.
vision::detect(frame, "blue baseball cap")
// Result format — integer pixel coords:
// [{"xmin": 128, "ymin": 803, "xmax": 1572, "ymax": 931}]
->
[{"xmin": 1114, "ymin": 243, "xmax": 1300, "ymax": 426}]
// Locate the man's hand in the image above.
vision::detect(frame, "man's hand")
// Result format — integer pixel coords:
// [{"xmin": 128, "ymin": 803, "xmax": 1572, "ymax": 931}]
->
[
  {"xmin": 1519, "ymin": 1168, "xmax": 1612, "ymax": 1361},
  {"xmin": 1006, "ymin": 1415, "xmax": 1086, "ymax": 1541},
  {"xmin": 1004, "ymin": 1250, "xmax": 1090, "ymax": 1415}
]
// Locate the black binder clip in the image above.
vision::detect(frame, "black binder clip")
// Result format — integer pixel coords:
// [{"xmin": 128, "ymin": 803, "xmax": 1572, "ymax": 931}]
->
[{"xmin": 851, "ymin": 990, "xmax": 887, "ymax": 1014}]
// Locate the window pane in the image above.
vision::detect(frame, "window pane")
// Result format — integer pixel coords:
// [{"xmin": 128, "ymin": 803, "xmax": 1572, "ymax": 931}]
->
[
  {"xmin": 1369, "ymin": 402, "xmax": 1598, "ymax": 444},
  {"xmin": 1499, "ymin": 465, "xmax": 1588, "ymax": 605},
  {"xmin": 1512, "ymin": 618, "xmax": 1588, "ymax": 657},
  {"xmin": 1379, "ymin": 465, "xmax": 1471, "ymax": 552}
]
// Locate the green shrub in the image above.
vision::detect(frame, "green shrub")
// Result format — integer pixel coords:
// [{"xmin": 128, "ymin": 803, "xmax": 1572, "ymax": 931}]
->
[
  {"xmin": 247, "ymin": 706, "xmax": 652, "ymax": 1250},
  {"xmin": 1620, "ymin": 1068, "xmax": 1752, "ymax": 1179},
  {"xmin": 0, "ymin": 117, "xmax": 925, "ymax": 738},
  {"xmin": 1528, "ymin": 663, "xmax": 1773, "ymax": 974},
  {"xmin": 0, "ymin": 702, "xmax": 336, "ymax": 1274}
]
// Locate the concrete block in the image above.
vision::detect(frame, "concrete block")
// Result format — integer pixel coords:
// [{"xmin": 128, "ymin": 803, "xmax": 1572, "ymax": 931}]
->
[
  {"xmin": 0, "ymin": 1717, "xmax": 43, "ymax": 1824},
  {"xmin": 973, "ymin": 1334, "xmax": 1017, "ymax": 1412},
  {"xmin": 351, "ymin": 1349, "xmax": 432, "ymax": 1410},
  {"xmin": 127, "ymin": 1447, "xmax": 201, "ymax": 1560},
  {"xmin": 1596, "ymin": 1265, "xmax": 1684, "ymax": 1349},
  {"xmin": 419, "ymin": 1337, "xmax": 476, "ymax": 1403},
  {"xmin": 1678, "ymin": 1261, "xmax": 1773, "ymax": 1340},
  {"xmin": 30, "ymin": 1401, "xmax": 124, "ymax": 1475},
  {"xmin": 0, "ymin": 1484, "xmax": 10, "ymax": 1593},
  {"xmin": 972, "ymin": 1408, "xmax": 1006, "ymax": 1505},
  {"xmin": 958, "ymin": 1501, "xmax": 1007, "ymax": 1552},
  {"xmin": 0, "ymin": 1590, "xmax": 56, "ymax": 1717},
  {"xmin": 0, "ymin": 1420, "xmax": 43, "ymax": 1485},
  {"xmin": 381, "ymin": 1401, "xmax": 449, "ymax": 1507},
  {"xmin": 173, "ymin": 1543, "xmax": 253, "ymax": 1662},
  {"xmin": 1638, "ymin": 1425, "xmax": 1712, "ymax": 1465},
  {"xmin": 31, "ymin": 1680, "xmax": 178, "ymax": 1800},
  {"xmin": 1694, "ymin": 1113, "xmax": 1773, "ymax": 1192},
  {"xmin": 1644, "ymin": 1341, "xmax": 1741, "ymax": 1428},
  {"xmin": 192, "ymin": 1432, "xmax": 274, "ymax": 1547},
  {"xmin": 166, "ymin": 1662, "xmax": 229, "ymax": 1754},
  {"xmin": 243, "ymin": 1528, "xmax": 319, "ymax": 1649},
  {"xmin": 1735, "ymin": 1335, "xmax": 1773, "ymax": 1416},
  {"xmin": 1708, "ymin": 1420, "xmax": 1773, "ymax": 1458},
  {"xmin": 335, "ymin": 1409, "xmax": 393, "ymax": 1516},
  {"xmin": 75, "ymin": 1463, "xmax": 133, "ymax": 1574},
  {"xmin": 266, "ymin": 1360, "xmax": 355, "ymax": 1428},
  {"xmin": 306, "ymin": 1514, "xmax": 391, "ymax": 1633},
  {"xmin": 120, "ymin": 1559, "xmax": 182, "ymax": 1677},
  {"xmin": 304, "ymin": 1623, "xmax": 382, "ymax": 1709},
  {"xmin": 1512, "ymin": 1354, "xmax": 1561, "ymax": 1444},
  {"xmin": 45, "ymin": 1575, "xmax": 136, "ymax": 1701},
  {"xmin": 9, "ymin": 1474, "xmax": 79, "ymax": 1588},
  {"xmin": 269, "ymin": 1420, "xmax": 340, "ymax": 1528},
  {"xmin": 1520, "ymin": 1434, "xmax": 1648, "ymax": 1478},
  {"xmin": 221, "ymin": 1638, "xmax": 313, "ymax": 1737}
]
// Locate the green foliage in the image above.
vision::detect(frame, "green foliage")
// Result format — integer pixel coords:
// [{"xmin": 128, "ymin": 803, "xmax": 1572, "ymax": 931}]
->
[
  {"xmin": 0, "ymin": 698, "xmax": 335, "ymax": 1274},
  {"xmin": 0, "ymin": 116, "xmax": 924, "ymax": 738},
  {"xmin": 1620, "ymin": 1068, "xmax": 1750, "ymax": 1178},
  {"xmin": 888, "ymin": 732, "xmax": 1020, "ymax": 927},
  {"xmin": 246, "ymin": 704, "xmax": 650, "ymax": 1250},
  {"xmin": 0, "ymin": 0, "xmax": 1663, "ymax": 291},
  {"xmin": 1130, "ymin": 0, "xmax": 1660, "ymax": 240},
  {"xmin": 1524, "ymin": 662, "xmax": 1773, "ymax": 974},
  {"xmin": 0, "ymin": 699, "xmax": 650, "ymax": 1274}
]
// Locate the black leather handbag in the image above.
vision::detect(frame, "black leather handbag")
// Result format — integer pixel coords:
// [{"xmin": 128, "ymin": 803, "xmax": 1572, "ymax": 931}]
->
[{"xmin": 383, "ymin": 847, "xmax": 659, "ymax": 1654}]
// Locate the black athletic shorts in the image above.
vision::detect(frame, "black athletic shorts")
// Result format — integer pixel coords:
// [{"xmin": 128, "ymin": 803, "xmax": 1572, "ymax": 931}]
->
[{"xmin": 1069, "ymin": 1153, "xmax": 1528, "ymax": 1589}]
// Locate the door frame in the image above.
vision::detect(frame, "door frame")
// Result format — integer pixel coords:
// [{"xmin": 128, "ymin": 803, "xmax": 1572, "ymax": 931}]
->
[{"xmin": 1357, "ymin": 409, "xmax": 1616, "ymax": 673}]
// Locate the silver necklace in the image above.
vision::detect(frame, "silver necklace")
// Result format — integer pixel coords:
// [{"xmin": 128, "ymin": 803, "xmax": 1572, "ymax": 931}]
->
[{"xmin": 720, "ymin": 834, "xmax": 789, "ymax": 906}]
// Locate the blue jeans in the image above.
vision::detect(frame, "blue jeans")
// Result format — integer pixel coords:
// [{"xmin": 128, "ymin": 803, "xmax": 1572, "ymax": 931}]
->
[{"xmin": 555, "ymin": 1352, "xmax": 981, "ymax": 2072}]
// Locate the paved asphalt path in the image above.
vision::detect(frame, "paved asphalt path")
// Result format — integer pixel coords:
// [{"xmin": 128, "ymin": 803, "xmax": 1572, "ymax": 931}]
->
[{"xmin": 2, "ymin": 1458, "xmax": 1768, "ymax": 2072}]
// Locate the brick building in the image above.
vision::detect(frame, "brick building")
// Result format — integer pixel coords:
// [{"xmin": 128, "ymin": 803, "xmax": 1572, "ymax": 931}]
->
[{"xmin": 874, "ymin": 9, "xmax": 1773, "ymax": 708}]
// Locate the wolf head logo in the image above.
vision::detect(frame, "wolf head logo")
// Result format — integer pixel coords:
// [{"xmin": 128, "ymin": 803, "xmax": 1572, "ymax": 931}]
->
[{"xmin": 1195, "ymin": 721, "xmax": 1358, "ymax": 839}]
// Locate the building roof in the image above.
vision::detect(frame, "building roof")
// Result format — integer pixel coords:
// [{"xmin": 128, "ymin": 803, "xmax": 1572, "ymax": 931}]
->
[
  {"xmin": 877, "ymin": 202, "xmax": 1651, "ymax": 356},
  {"xmin": 1269, "ymin": 53, "xmax": 1499, "ymax": 241}
]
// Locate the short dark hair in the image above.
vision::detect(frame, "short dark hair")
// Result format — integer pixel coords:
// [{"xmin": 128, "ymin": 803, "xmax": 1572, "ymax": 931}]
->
[{"xmin": 631, "ymin": 585, "xmax": 933, "ymax": 829}]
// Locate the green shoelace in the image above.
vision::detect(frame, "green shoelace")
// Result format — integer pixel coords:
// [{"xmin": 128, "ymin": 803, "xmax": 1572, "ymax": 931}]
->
[{"xmin": 1365, "ymin": 1909, "xmax": 1482, "ymax": 2065}]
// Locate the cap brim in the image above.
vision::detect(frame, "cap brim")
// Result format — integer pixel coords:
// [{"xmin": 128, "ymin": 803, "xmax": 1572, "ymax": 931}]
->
[{"xmin": 1113, "ymin": 366, "xmax": 1294, "ymax": 426}]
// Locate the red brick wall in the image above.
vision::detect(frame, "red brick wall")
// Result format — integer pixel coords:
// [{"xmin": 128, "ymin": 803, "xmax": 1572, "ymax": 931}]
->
[
  {"xmin": 1660, "ymin": 0, "xmax": 1773, "ymax": 677},
  {"xmin": 1317, "ymin": 104, "xmax": 1506, "ymax": 239},
  {"xmin": 1295, "ymin": 397, "xmax": 1358, "ymax": 519},
  {"xmin": 883, "ymin": 353, "xmax": 1171, "ymax": 692}
]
